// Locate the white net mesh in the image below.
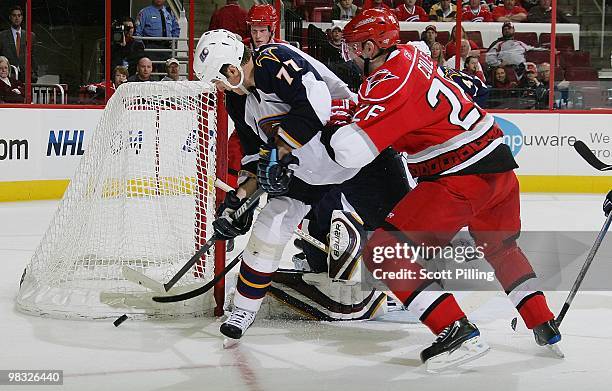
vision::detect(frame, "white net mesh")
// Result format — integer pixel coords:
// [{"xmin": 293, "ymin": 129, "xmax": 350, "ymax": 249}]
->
[{"xmin": 16, "ymin": 81, "xmax": 223, "ymax": 320}]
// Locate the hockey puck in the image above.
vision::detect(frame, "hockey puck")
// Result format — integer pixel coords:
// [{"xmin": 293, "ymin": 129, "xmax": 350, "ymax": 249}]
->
[
  {"xmin": 510, "ymin": 317, "xmax": 517, "ymax": 331},
  {"xmin": 113, "ymin": 314, "xmax": 128, "ymax": 327}
]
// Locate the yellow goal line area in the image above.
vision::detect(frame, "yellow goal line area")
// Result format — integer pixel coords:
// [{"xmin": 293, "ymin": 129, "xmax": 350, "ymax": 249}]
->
[
  {"xmin": 0, "ymin": 175, "xmax": 610, "ymax": 202},
  {"xmin": 0, "ymin": 176, "xmax": 217, "ymax": 202}
]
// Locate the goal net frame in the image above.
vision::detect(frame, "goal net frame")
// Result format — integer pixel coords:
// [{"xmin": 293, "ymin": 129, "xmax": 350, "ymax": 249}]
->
[{"xmin": 16, "ymin": 81, "xmax": 229, "ymax": 320}]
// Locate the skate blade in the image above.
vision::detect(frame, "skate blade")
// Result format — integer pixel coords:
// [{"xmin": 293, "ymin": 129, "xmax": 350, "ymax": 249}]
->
[
  {"xmin": 545, "ymin": 343, "xmax": 565, "ymax": 358},
  {"xmin": 223, "ymin": 337, "xmax": 240, "ymax": 349},
  {"xmin": 426, "ymin": 336, "xmax": 490, "ymax": 373}
]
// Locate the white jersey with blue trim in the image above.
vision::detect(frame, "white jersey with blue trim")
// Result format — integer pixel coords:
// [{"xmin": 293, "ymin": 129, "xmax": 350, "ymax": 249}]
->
[{"xmin": 243, "ymin": 43, "xmax": 360, "ymax": 185}]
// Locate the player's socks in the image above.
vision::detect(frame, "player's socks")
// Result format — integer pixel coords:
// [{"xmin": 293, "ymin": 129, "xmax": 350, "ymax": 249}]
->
[{"xmin": 420, "ymin": 317, "xmax": 490, "ymax": 373}]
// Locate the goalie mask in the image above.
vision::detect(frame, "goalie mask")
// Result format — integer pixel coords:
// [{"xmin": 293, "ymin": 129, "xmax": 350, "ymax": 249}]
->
[{"xmin": 193, "ymin": 29, "xmax": 247, "ymax": 91}]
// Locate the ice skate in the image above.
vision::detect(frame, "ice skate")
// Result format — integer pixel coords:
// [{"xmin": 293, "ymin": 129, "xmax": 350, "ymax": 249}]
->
[
  {"xmin": 220, "ymin": 307, "xmax": 257, "ymax": 347},
  {"xmin": 421, "ymin": 317, "xmax": 490, "ymax": 373},
  {"xmin": 533, "ymin": 319, "xmax": 564, "ymax": 358}
]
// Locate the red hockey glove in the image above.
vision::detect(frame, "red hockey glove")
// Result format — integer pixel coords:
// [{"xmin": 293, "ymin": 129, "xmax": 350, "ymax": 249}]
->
[{"xmin": 328, "ymin": 99, "xmax": 356, "ymax": 127}]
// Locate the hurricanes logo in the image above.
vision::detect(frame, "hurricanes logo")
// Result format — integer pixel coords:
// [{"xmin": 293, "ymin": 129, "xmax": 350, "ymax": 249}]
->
[
  {"xmin": 365, "ymin": 69, "xmax": 399, "ymax": 95},
  {"xmin": 255, "ymin": 46, "xmax": 281, "ymax": 67}
]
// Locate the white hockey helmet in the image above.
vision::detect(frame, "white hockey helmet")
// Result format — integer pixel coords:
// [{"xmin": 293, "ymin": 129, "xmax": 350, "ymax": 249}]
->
[{"xmin": 193, "ymin": 29, "xmax": 246, "ymax": 89}]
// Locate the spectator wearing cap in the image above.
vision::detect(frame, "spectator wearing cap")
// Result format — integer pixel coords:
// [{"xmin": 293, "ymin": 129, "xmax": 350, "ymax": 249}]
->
[
  {"xmin": 421, "ymin": 25, "xmax": 438, "ymax": 51},
  {"xmin": 332, "ymin": 0, "xmax": 360, "ymax": 20},
  {"xmin": 429, "ymin": 0, "xmax": 456, "ymax": 21},
  {"xmin": 517, "ymin": 62, "xmax": 540, "ymax": 88},
  {"xmin": 208, "ymin": 0, "xmax": 248, "ymax": 38},
  {"xmin": 527, "ymin": 0, "xmax": 569, "ymax": 23},
  {"xmin": 462, "ymin": 0, "xmax": 493, "ymax": 22},
  {"xmin": 486, "ymin": 22, "xmax": 544, "ymax": 67},
  {"xmin": 492, "ymin": 0, "xmax": 527, "ymax": 22},
  {"xmin": 161, "ymin": 58, "xmax": 185, "ymax": 81},
  {"xmin": 128, "ymin": 57, "xmax": 157, "ymax": 82},
  {"xmin": 395, "ymin": 0, "xmax": 429, "ymax": 22}
]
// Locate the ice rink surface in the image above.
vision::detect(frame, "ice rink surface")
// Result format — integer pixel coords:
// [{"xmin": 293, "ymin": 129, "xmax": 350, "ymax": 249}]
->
[{"xmin": 1, "ymin": 194, "xmax": 611, "ymax": 391}]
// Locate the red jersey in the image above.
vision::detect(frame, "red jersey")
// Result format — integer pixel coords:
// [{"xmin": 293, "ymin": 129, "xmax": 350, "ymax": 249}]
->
[
  {"xmin": 461, "ymin": 5, "xmax": 493, "ymax": 22},
  {"xmin": 491, "ymin": 5, "xmax": 527, "ymax": 21},
  {"xmin": 394, "ymin": 4, "xmax": 429, "ymax": 22},
  {"xmin": 208, "ymin": 4, "xmax": 248, "ymax": 39},
  {"xmin": 341, "ymin": 44, "xmax": 515, "ymax": 179}
]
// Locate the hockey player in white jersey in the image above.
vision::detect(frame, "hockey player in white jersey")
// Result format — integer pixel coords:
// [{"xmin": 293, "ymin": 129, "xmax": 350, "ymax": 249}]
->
[{"xmin": 194, "ymin": 30, "xmax": 407, "ymax": 340}]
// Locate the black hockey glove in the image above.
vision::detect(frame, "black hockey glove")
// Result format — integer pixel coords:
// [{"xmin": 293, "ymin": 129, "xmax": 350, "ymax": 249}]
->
[
  {"xmin": 212, "ymin": 190, "xmax": 256, "ymax": 240},
  {"xmin": 257, "ymin": 141, "xmax": 299, "ymax": 196},
  {"xmin": 604, "ymin": 190, "xmax": 612, "ymax": 217}
]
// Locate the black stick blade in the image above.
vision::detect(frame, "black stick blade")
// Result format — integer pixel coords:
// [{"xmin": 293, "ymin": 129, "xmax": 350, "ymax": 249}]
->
[{"xmin": 574, "ymin": 141, "xmax": 612, "ymax": 171}]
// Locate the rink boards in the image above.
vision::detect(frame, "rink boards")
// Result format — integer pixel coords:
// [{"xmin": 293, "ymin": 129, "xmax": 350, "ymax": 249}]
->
[{"xmin": 0, "ymin": 107, "xmax": 611, "ymax": 201}]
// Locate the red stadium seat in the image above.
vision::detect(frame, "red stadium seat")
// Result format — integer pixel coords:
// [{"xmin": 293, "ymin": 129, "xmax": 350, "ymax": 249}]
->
[
  {"xmin": 437, "ymin": 31, "xmax": 450, "ymax": 46},
  {"xmin": 564, "ymin": 67, "xmax": 599, "ymax": 81},
  {"xmin": 514, "ymin": 32, "xmax": 538, "ymax": 47},
  {"xmin": 310, "ymin": 6, "xmax": 332, "ymax": 22},
  {"xmin": 466, "ymin": 31, "xmax": 483, "ymax": 48},
  {"xmin": 399, "ymin": 30, "xmax": 420, "ymax": 43},
  {"xmin": 560, "ymin": 50, "xmax": 591, "ymax": 68},
  {"xmin": 539, "ymin": 33, "xmax": 575, "ymax": 51},
  {"xmin": 525, "ymin": 50, "xmax": 553, "ymax": 64}
]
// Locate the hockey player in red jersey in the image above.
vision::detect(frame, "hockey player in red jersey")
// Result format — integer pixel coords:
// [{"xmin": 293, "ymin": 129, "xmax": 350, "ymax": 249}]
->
[
  {"xmin": 227, "ymin": 4, "xmax": 287, "ymax": 188},
  {"xmin": 329, "ymin": 9, "xmax": 562, "ymax": 366}
]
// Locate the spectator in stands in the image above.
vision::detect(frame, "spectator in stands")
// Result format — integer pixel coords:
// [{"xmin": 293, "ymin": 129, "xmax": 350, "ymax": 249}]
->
[
  {"xmin": 491, "ymin": 66, "xmax": 517, "ymax": 88},
  {"xmin": 430, "ymin": 42, "xmax": 445, "ymax": 64},
  {"xmin": 462, "ymin": 0, "xmax": 493, "ymax": 21},
  {"xmin": 534, "ymin": 62, "xmax": 570, "ymax": 108},
  {"xmin": 517, "ymin": 61, "xmax": 540, "ymax": 102},
  {"xmin": 527, "ymin": 0, "xmax": 568, "ymax": 23},
  {"xmin": 332, "ymin": 0, "xmax": 360, "ymax": 20},
  {"xmin": 113, "ymin": 66, "xmax": 128, "ymax": 89},
  {"xmin": 429, "ymin": 0, "xmax": 456, "ymax": 21},
  {"xmin": 464, "ymin": 55, "xmax": 486, "ymax": 81},
  {"xmin": 395, "ymin": 0, "xmax": 429, "ymax": 21},
  {"xmin": 161, "ymin": 58, "xmax": 185, "ymax": 81},
  {"xmin": 135, "ymin": 0, "xmax": 180, "ymax": 70},
  {"xmin": 0, "ymin": 55, "xmax": 24, "ymax": 103},
  {"xmin": 492, "ymin": 0, "xmax": 527, "ymax": 22},
  {"xmin": 445, "ymin": 25, "xmax": 479, "ymax": 60},
  {"xmin": 329, "ymin": 26, "xmax": 344, "ymax": 51},
  {"xmin": 445, "ymin": 39, "xmax": 483, "ymax": 72},
  {"xmin": 128, "ymin": 57, "xmax": 157, "ymax": 82},
  {"xmin": 421, "ymin": 25, "xmax": 438, "ymax": 51},
  {"xmin": 362, "ymin": 0, "xmax": 393, "ymax": 11},
  {"xmin": 209, "ymin": 0, "xmax": 248, "ymax": 38},
  {"xmin": 0, "ymin": 5, "xmax": 36, "ymax": 83},
  {"xmin": 111, "ymin": 17, "xmax": 145, "ymax": 77},
  {"xmin": 486, "ymin": 22, "xmax": 543, "ymax": 68}
]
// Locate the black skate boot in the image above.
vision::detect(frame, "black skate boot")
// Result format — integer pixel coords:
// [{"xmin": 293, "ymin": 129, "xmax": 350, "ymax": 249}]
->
[
  {"xmin": 533, "ymin": 319, "xmax": 564, "ymax": 358},
  {"xmin": 220, "ymin": 307, "xmax": 257, "ymax": 348},
  {"xmin": 420, "ymin": 317, "xmax": 490, "ymax": 373}
]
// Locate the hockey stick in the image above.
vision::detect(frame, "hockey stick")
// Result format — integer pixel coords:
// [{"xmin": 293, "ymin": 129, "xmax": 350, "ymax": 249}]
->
[
  {"xmin": 152, "ymin": 251, "xmax": 244, "ymax": 303},
  {"xmin": 555, "ymin": 209, "xmax": 612, "ymax": 326},
  {"xmin": 123, "ymin": 187, "xmax": 265, "ymax": 292},
  {"xmin": 574, "ymin": 140, "xmax": 612, "ymax": 171}
]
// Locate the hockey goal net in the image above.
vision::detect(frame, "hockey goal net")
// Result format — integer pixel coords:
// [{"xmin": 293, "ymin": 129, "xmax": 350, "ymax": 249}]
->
[{"xmin": 16, "ymin": 81, "xmax": 228, "ymax": 320}]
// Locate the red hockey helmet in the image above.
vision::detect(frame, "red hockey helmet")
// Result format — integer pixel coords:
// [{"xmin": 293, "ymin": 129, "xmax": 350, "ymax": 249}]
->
[
  {"xmin": 342, "ymin": 8, "xmax": 400, "ymax": 49},
  {"xmin": 247, "ymin": 4, "xmax": 278, "ymax": 30}
]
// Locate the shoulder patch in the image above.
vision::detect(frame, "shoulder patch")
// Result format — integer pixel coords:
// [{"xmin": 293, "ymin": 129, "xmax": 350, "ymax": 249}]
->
[
  {"xmin": 358, "ymin": 46, "xmax": 416, "ymax": 103},
  {"xmin": 255, "ymin": 46, "xmax": 281, "ymax": 68}
]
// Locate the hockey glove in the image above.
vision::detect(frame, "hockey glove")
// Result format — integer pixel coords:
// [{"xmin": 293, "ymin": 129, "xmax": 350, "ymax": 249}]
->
[
  {"xmin": 328, "ymin": 99, "xmax": 356, "ymax": 127},
  {"xmin": 604, "ymin": 190, "xmax": 612, "ymax": 217},
  {"xmin": 212, "ymin": 190, "xmax": 256, "ymax": 240},
  {"xmin": 257, "ymin": 141, "xmax": 299, "ymax": 196}
]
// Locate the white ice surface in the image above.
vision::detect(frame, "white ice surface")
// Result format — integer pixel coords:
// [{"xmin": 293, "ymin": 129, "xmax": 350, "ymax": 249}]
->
[{"xmin": 1, "ymin": 194, "xmax": 611, "ymax": 391}]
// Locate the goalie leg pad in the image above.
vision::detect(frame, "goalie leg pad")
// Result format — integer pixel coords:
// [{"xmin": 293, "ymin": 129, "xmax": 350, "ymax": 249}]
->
[
  {"xmin": 263, "ymin": 270, "xmax": 387, "ymax": 321},
  {"xmin": 328, "ymin": 210, "xmax": 367, "ymax": 282}
]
